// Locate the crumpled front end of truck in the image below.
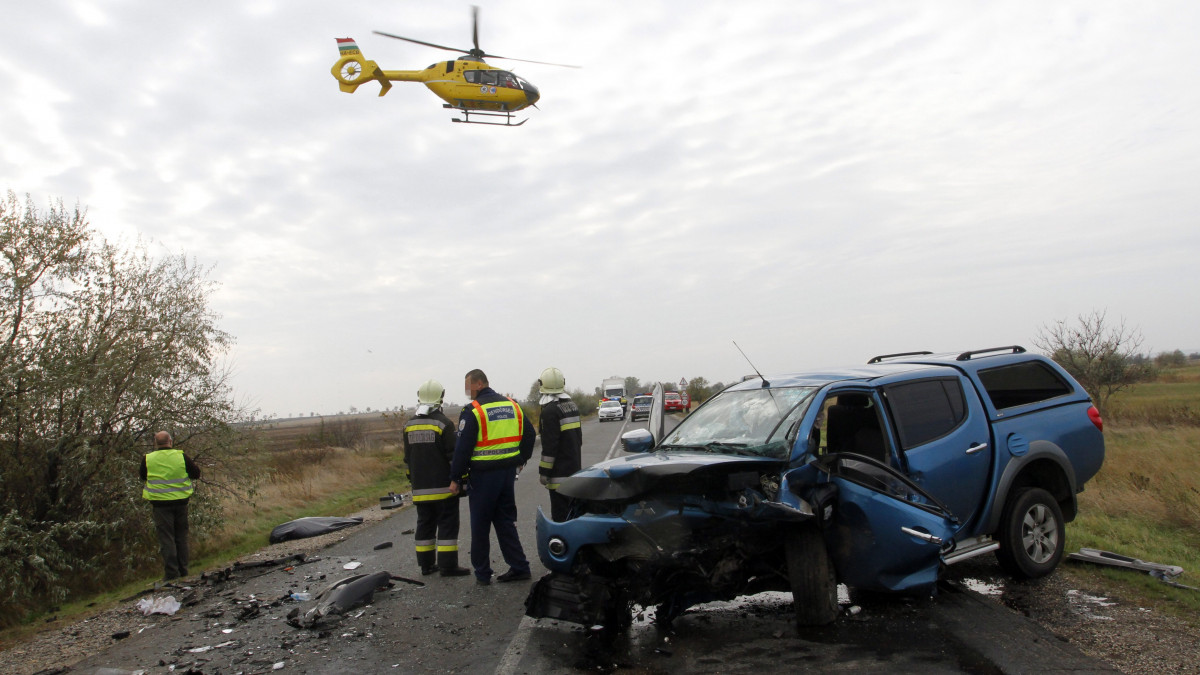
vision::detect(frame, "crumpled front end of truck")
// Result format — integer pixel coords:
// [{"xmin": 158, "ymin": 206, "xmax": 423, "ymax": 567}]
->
[{"xmin": 524, "ymin": 453, "xmax": 817, "ymax": 627}]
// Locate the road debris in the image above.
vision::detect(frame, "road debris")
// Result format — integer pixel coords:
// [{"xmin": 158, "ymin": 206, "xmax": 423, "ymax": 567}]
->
[
  {"xmin": 136, "ymin": 596, "xmax": 181, "ymax": 616},
  {"xmin": 288, "ymin": 571, "xmax": 393, "ymax": 629},
  {"xmin": 374, "ymin": 541, "xmax": 394, "ymax": 550},
  {"xmin": 269, "ymin": 516, "xmax": 364, "ymax": 544},
  {"xmin": 380, "ymin": 492, "xmax": 411, "ymax": 509},
  {"xmin": 1067, "ymin": 548, "xmax": 1184, "ymax": 578}
]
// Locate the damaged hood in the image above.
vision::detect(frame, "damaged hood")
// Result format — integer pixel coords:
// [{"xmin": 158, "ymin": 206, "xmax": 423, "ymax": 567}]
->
[{"xmin": 556, "ymin": 451, "xmax": 785, "ymax": 501}]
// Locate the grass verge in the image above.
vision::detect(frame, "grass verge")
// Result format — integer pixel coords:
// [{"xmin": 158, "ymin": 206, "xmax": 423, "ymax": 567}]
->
[{"xmin": 0, "ymin": 443, "xmax": 409, "ymax": 649}]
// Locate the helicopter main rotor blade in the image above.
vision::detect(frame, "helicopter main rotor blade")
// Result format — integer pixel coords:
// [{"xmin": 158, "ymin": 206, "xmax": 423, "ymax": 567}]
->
[
  {"xmin": 482, "ymin": 53, "xmax": 582, "ymax": 69},
  {"xmin": 472, "ymin": 5, "xmax": 481, "ymax": 54},
  {"xmin": 373, "ymin": 30, "xmax": 470, "ymax": 56}
]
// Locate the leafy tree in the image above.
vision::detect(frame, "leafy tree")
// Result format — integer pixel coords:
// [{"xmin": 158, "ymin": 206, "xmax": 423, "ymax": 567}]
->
[
  {"xmin": 0, "ymin": 191, "xmax": 246, "ymax": 624},
  {"xmin": 624, "ymin": 376, "xmax": 642, "ymax": 395},
  {"xmin": 1033, "ymin": 309, "xmax": 1153, "ymax": 415},
  {"xmin": 686, "ymin": 376, "xmax": 711, "ymax": 403}
]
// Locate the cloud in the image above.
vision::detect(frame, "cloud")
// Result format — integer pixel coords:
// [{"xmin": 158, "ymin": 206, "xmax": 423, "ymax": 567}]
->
[{"xmin": 2, "ymin": 0, "xmax": 1198, "ymax": 414}]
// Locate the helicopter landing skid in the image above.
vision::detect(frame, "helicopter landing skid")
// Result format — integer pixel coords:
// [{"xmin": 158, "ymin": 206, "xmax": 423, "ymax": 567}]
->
[{"xmin": 445, "ymin": 105, "xmax": 527, "ymax": 127}]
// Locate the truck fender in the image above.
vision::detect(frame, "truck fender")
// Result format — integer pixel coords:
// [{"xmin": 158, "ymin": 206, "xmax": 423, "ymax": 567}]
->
[{"xmin": 980, "ymin": 439, "xmax": 1078, "ymax": 535}]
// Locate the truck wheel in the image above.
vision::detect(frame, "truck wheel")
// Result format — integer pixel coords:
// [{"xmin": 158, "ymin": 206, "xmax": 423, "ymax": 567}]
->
[
  {"xmin": 996, "ymin": 487, "xmax": 1065, "ymax": 579},
  {"xmin": 785, "ymin": 526, "xmax": 838, "ymax": 626}
]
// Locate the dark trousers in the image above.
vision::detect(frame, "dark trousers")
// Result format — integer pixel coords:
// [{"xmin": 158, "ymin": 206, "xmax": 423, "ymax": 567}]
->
[
  {"xmin": 549, "ymin": 488, "xmax": 572, "ymax": 522},
  {"xmin": 152, "ymin": 500, "xmax": 189, "ymax": 580},
  {"xmin": 467, "ymin": 466, "xmax": 529, "ymax": 580},
  {"xmin": 414, "ymin": 497, "xmax": 462, "ymax": 570}
]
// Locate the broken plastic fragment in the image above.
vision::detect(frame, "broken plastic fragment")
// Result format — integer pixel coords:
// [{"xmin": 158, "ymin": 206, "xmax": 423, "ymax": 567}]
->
[
  {"xmin": 343, "ymin": 561, "xmax": 363, "ymax": 570},
  {"xmin": 137, "ymin": 595, "xmax": 181, "ymax": 616}
]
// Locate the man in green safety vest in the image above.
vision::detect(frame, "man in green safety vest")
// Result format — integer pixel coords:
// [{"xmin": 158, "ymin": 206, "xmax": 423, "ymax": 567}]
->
[
  {"xmin": 449, "ymin": 369, "xmax": 536, "ymax": 585},
  {"xmin": 140, "ymin": 431, "xmax": 201, "ymax": 581}
]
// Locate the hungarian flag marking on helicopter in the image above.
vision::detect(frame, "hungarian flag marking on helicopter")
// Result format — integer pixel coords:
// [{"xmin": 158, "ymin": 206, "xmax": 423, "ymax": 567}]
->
[{"xmin": 336, "ymin": 38, "xmax": 360, "ymax": 55}]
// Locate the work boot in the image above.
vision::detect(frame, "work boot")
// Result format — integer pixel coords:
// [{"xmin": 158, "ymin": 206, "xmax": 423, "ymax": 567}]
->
[
  {"xmin": 496, "ymin": 569, "xmax": 532, "ymax": 583},
  {"xmin": 476, "ymin": 575, "xmax": 492, "ymax": 586},
  {"xmin": 421, "ymin": 566, "xmax": 438, "ymax": 576},
  {"xmin": 440, "ymin": 566, "xmax": 471, "ymax": 577}
]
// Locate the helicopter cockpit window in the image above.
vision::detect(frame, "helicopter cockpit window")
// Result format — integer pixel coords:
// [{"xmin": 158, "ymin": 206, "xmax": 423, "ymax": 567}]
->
[
  {"xmin": 499, "ymin": 72, "xmax": 519, "ymax": 88},
  {"xmin": 479, "ymin": 71, "xmax": 499, "ymax": 86}
]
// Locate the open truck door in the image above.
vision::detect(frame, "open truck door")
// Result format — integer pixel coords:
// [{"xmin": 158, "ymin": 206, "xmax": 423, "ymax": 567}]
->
[{"xmin": 817, "ymin": 453, "xmax": 957, "ymax": 593}]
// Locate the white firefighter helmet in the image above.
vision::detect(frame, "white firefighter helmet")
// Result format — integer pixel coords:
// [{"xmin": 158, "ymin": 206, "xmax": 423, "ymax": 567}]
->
[
  {"xmin": 538, "ymin": 367, "xmax": 566, "ymax": 394},
  {"xmin": 417, "ymin": 379, "xmax": 445, "ymax": 406}
]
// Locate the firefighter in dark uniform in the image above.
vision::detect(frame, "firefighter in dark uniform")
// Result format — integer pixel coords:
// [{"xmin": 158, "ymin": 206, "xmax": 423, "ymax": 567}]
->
[
  {"xmin": 536, "ymin": 367, "xmax": 582, "ymax": 521},
  {"xmin": 403, "ymin": 380, "xmax": 470, "ymax": 577},
  {"xmin": 449, "ymin": 368, "xmax": 536, "ymax": 585}
]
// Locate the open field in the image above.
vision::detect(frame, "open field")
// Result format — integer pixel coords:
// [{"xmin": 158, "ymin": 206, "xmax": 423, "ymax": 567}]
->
[{"xmin": 1065, "ymin": 363, "xmax": 1200, "ymax": 620}]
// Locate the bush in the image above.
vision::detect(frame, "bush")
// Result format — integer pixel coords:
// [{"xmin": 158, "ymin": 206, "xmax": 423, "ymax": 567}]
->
[{"xmin": 0, "ymin": 191, "xmax": 247, "ymax": 625}]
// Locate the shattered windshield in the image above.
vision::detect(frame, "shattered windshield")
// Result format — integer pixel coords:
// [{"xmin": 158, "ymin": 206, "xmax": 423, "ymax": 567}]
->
[{"xmin": 659, "ymin": 386, "xmax": 817, "ymax": 458}]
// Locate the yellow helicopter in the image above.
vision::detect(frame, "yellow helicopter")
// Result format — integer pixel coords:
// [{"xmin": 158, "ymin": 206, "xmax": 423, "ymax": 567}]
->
[{"xmin": 331, "ymin": 7, "xmax": 577, "ymax": 126}]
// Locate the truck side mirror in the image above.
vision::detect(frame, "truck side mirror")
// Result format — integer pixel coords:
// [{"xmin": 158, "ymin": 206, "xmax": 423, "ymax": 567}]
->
[{"xmin": 621, "ymin": 428, "xmax": 654, "ymax": 453}]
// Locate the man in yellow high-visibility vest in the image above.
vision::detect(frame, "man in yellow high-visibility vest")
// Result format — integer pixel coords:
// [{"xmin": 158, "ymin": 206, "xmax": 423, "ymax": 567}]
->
[
  {"xmin": 449, "ymin": 369, "xmax": 536, "ymax": 585},
  {"xmin": 140, "ymin": 431, "xmax": 201, "ymax": 581}
]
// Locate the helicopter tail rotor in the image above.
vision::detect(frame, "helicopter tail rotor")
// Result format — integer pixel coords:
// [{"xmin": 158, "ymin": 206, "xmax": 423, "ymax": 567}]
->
[{"xmin": 331, "ymin": 38, "xmax": 393, "ymax": 96}]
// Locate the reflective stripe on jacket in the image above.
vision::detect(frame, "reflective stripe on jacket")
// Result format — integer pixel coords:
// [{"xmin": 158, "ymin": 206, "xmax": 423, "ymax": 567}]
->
[
  {"xmin": 539, "ymin": 396, "xmax": 583, "ymax": 489},
  {"xmin": 403, "ymin": 410, "xmax": 456, "ymax": 499},
  {"xmin": 469, "ymin": 398, "xmax": 524, "ymax": 462},
  {"xmin": 143, "ymin": 449, "xmax": 194, "ymax": 501}
]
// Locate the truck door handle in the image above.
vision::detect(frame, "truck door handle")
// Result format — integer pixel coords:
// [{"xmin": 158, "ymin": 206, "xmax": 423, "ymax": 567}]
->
[
  {"xmin": 901, "ymin": 526, "xmax": 943, "ymax": 546},
  {"xmin": 966, "ymin": 442, "xmax": 988, "ymax": 455}
]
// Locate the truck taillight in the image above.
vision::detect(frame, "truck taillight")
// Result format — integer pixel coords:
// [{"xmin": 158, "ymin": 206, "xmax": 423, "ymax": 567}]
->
[{"xmin": 1087, "ymin": 405, "xmax": 1103, "ymax": 432}]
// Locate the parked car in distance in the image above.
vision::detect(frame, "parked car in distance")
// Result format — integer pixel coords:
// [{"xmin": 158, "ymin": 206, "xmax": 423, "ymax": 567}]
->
[
  {"xmin": 630, "ymin": 395, "xmax": 653, "ymax": 421},
  {"xmin": 527, "ymin": 346, "xmax": 1105, "ymax": 637},
  {"xmin": 663, "ymin": 391, "xmax": 684, "ymax": 412},
  {"xmin": 597, "ymin": 399, "xmax": 624, "ymax": 422}
]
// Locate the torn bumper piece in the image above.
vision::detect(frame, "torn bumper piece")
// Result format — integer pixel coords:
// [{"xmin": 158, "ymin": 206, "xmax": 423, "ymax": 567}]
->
[
  {"xmin": 1066, "ymin": 548, "xmax": 1184, "ymax": 578},
  {"xmin": 290, "ymin": 570, "xmax": 392, "ymax": 628},
  {"xmin": 525, "ymin": 573, "xmax": 615, "ymax": 627}
]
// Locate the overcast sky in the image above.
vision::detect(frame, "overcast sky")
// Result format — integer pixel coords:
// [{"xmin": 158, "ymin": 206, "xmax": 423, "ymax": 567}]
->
[{"xmin": 3, "ymin": 1, "xmax": 1197, "ymax": 416}]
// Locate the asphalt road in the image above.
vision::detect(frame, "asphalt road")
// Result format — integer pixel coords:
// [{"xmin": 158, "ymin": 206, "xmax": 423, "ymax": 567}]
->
[{"xmin": 69, "ymin": 413, "xmax": 1117, "ymax": 674}]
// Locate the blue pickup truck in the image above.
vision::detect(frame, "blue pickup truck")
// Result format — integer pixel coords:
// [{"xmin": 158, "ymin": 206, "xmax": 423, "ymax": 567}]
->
[{"xmin": 526, "ymin": 346, "xmax": 1105, "ymax": 630}]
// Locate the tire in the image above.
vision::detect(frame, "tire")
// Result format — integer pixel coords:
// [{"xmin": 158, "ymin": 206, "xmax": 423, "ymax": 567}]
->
[
  {"xmin": 785, "ymin": 526, "xmax": 839, "ymax": 626},
  {"xmin": 995, "ymin": 487, "xmax": 1065, "ymax": 579}
]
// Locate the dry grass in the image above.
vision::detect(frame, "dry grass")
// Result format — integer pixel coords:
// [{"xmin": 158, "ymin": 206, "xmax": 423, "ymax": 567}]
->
[
  {"xmin": 1078, "ymin": 425, "xmax": 1200, "ymax": 532},
  {"xmin": 200, "ymin": 443, "xmax": 404, "ymax": 555},
  {"xmin": 1106, "ymin": 364, "xmax": 1200, "ymax": 426},
  {"xmin": 192, "ymin": 413, "xmax": 412, "ymax": 561}
]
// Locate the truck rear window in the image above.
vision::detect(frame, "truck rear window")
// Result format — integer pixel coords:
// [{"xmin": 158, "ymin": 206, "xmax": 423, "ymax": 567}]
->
[
  {"xmin": 883, "ymin": 378, "xmax": 967, "ymax": 450},
  {"xmin": 977, "ymin": 361, "xmax": 1073, "ymax": 410}
]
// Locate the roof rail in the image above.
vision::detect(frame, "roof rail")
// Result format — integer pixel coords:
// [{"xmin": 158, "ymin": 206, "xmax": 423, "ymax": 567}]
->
[
  {"xmin": 867, "ymin": 351, "xmax": 933, "ymax": 364},
  {"xmin": 956, "ymin": 345, "xmax": 1026, "ymax": 361}
]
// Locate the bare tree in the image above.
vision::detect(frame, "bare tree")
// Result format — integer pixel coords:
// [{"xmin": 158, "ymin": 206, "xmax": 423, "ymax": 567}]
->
[{"xmin": 1033, "ymin": 309, "xmax": 1153, "ymax": 415}]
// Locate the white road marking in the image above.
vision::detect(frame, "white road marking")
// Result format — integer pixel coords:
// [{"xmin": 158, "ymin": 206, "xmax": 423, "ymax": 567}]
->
[
  {"xmin": 494, "ymin": 615, "xmax": 536, "ymax": 675},
  {"xmin": 497, "ymin": 415, "xmax": 629, "ymax": 673},
  {"xmin": 603, "ymin": 416, "xmax": 629, "ymax": 462}
]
